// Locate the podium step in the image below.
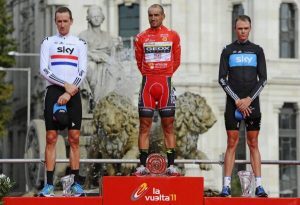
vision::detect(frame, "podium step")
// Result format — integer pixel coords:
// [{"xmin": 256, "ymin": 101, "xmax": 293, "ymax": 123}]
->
[
  {"xmin": 3, "ymin": 196, "xmax": 103, "ymax": 205},
  {"xmin": 102, "ymin": 176, "xmax": 204, "ymax": 205},
  {"xmin": 204, "ymin": 197, "xmax": 300, "ymax": 205}
]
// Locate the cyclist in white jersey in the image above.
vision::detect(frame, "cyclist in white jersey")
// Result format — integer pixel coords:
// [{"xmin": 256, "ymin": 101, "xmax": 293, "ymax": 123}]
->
[{"xmin": 39, "ymin": 7, "xmax": 87, "ymax": 197}]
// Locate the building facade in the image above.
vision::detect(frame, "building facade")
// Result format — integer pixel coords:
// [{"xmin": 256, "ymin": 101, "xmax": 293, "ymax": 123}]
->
[{"xmin": 2, "ymin": 0, "xmax": 300, "ymax": 196}]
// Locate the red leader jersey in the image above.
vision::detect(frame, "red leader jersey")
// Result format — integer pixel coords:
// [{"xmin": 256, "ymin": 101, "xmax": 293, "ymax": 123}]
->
[{"xmin": 134, "ymin": 25, "xmax": 181, "ymax": 76}]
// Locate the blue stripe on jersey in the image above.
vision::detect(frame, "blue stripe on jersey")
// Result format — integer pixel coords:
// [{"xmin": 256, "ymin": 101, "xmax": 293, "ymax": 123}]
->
[
  {"xmin": 229, "ymin": 53, "xmax": 257, "ymax": 67},
  {"xmin": 51, "ymin": 62, "xmax": 78, "ymax": 67}
]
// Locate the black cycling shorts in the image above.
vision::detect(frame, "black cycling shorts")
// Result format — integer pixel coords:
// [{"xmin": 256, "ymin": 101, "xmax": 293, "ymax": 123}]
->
[
  {"xmin": 44, "ymin": 85, "xmax": 82, "ymax": 130},
  {"xmin": 224, "ymin": 96, "xmax": 261, "ymax": 131}
]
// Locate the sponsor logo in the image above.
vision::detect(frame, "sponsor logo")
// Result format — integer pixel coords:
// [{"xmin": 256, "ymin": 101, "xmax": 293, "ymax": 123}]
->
[
  {"xmin": 131, "ymin": 183, "xmax": 149, "ymax": 201},
  {"xmin": 57, "ymin": 46, "xmax": 74, "ymax": 54},
  {"xmin": 229, "ymin": 53, "xmax": 257, "ymax": 67},
  {"xmin": 162, "ymin": 36, "xmax": 168, "ymax": 41},
  {"xmin": 145, "ymin": 46, "xmax": 171, "ymax": 53},
  {"xmin": 131, "ymin": 183, "xmax": 177, "ymax": 202}
]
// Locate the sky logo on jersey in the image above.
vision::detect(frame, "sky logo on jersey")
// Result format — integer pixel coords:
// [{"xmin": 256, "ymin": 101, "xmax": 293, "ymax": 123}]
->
[
  {"xmin": 57, "ymin": 46, "xmax": 74, "ymax": 54},
  {"xmin": 229, "ymin": 53, "xmax": 257, "ymax": 67}
]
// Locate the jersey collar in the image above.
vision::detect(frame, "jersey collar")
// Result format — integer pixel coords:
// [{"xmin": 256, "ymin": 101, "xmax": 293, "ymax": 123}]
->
[{"xmin": 57, "ymin": 33, "xmax": 71, "ymax": 39}]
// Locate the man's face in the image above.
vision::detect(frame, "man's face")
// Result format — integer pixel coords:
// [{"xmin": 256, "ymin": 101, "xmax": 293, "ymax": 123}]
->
[
  {"xmin": 55, "ymin": 12, "xmax": 73, "ymax": 36},
  {"xmin": 148, "ymin": 7, "xmax": 165, "ymax": 28},
  {"xmin": 235, "ymin": 19, "xmax": 251, "ymax": 42}
]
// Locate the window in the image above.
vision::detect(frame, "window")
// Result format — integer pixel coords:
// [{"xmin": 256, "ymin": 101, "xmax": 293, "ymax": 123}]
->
[
  {"xmin": 279, "ymin": 103, "xmax": 297, "ymax": 197},
  {"xmin": 118, "ymin": 3, "xmax": 139, "ymax": 48},
  {"xmin": 232, "ymin": 4, "xmax": 244, "ymax": 41},
  {"xmin": 280, "ymin": 3, "xmax": 296, "ymax": 58}
]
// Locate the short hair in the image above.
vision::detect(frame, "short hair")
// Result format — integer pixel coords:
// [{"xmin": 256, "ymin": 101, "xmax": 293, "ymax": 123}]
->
[
  {"xmin": 148, "ymin": 4, "xmax": 165, "ymax": 15},
  {"xmin": 55, "ymin": 7, "xmax": 73, "ymax": 21},
  {"xmin": 235, "ymin": 15, "xmax": 251, "ymax": 28}
]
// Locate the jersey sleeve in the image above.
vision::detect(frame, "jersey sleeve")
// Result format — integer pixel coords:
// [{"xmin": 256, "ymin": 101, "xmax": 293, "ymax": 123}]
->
[
  {"xmin": 218, "ymin": 48, "xmax": 240, "ymax": 101},
  {"xmin": 172, "ymin": 31, "xmax": 181, "ymax": 73},
  {"xmin": 249, "ymin": 47, "xmax": 267, "ymax": 100},
  {"xmin": 134, "ymin": 35, "xmax": 143, "ymax": 74},
  {"xmin": 39, "ymin": 38, "xmax": 65, "ymax": 87},
  {"xmin": 72, "ymin": 39, "xmax": 87, "ymax": 87}
]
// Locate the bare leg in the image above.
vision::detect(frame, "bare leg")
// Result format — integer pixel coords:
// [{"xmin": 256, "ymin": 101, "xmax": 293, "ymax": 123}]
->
[
  {"xmin": 223, "ymin": 130, "xmax": 239, "ymax": 177},
  {"xmin": 138, "ymin": 117, "xmax": 153, "ymax": 149},
  {"xmin": 246, "ymin": 131, "xmax": 261, "ymax": 177},
  {"xmin": 68, "ymin": 129, "xmax": 80, "ymax": 170},
  {"xmin": 45, "ymin": 130, "xmax": 58, "ymax": 171},
  {"xmin": 161, "ymin": 117, "xmax": 176, "ymax": 148}
]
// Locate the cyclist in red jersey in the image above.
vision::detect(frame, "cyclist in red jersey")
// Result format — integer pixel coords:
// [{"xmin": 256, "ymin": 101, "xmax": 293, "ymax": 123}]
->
[{"xmin": 134, "ymin": 4, "xmax": 181, "ymax": 176}]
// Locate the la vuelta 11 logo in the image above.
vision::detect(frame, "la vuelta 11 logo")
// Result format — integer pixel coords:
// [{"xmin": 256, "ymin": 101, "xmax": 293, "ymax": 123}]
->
[{"xmin": 131, "ymin": 183, "xmax": 177, "ymax": 202}]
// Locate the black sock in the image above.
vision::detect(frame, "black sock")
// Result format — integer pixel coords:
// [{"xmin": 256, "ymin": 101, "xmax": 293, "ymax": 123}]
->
[
  {"xmin": 46, "ymin": 171, "xmax": 54, "ymax": 185},
  {"xmin": 70, "ymin": 169, "xmax": 79, "ymax": 184},
  {"xmin": 139, "ymin": 149, "xmax": 149, "ymax": 166},
  {"xmin": 166, "ymin": 148, "xmax": 176, "ymax": 167}
]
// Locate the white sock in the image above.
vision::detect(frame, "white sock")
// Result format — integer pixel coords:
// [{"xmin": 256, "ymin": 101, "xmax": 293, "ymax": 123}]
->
[
  {"xmin": 255, "ymin": 176, "xmax": 262, "ymax": 187},
  {"xmin": 224, "ymin": 176, "xmax": 231, "ymax": 187}
]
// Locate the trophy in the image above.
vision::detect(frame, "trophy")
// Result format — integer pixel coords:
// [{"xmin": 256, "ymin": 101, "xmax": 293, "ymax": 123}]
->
[
  {"xmin": 146, "ymin": 153, "xmax": 167, "ymax": 176},
  {"xmin": 61, "ymin": 174, "xmax": 74, "ymax": 196},
  {"xmin": 238, "ymin": 170, "xmax": 255, "ymax": 197}
]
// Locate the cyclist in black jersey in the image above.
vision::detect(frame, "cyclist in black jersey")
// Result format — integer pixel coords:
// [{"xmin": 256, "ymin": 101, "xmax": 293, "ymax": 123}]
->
[{"xmin": 218, "ymin": 15, "xmax": 268, "ymax": 197}]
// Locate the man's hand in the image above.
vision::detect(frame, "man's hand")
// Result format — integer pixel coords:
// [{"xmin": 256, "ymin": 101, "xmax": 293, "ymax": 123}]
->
[
  {"xmin": 236, "ymin": 97, "xmax": 252, "ymax": 117},
  {"xmin": 57, "ymin": 92, "xmax": 71, "ymax": 105},
  {"xmin": 64, "ymin": 82, "xmax": 78, "ymax": 96},
  {"xmin": 236, "ymin": 97, "xmax": 251, "ymax": 111}
]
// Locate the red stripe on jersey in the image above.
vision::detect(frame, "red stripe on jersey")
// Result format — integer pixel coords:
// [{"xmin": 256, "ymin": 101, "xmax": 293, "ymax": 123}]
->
[{"xmin": 51, "ymin": 55, "xmax": 78, "ymax": 60}]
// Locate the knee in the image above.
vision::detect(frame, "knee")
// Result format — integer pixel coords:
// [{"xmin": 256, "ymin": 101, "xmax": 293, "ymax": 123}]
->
[
  {"xmin": 247, "ymin": 138, "xmax": 258, "ymax": 150},
  {"xmin": 46, "ymin": 131, "xmax": 58, "ymax": 145},
  {"xmin": 227, "ymin": 137, "xmax": 239, "ymax": 149},
  {"xmin": 161, "ymin": 117, "xmax": 174, "ymax": 131},
  {"xmin": 68, "ymin": 132, "xmax": 80, "ymax": 147},
  {"xmin": 68, "ymin": 136, "xmax": 80, "ymax": 148},
  {"xmin": 139, "ymin": 118, "xmax": 152, "ymax": 133}
]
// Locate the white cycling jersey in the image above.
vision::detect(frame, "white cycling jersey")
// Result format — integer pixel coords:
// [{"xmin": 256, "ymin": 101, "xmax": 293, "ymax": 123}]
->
[{"xmin": 40, "ymin": 33, "xmax": 87, "ymax": 87}]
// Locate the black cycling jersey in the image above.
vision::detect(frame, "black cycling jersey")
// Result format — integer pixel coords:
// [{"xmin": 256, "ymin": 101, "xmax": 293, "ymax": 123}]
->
[
  {"xmin": 219, "ymin": 40, "xmax": 267, "ymax": 119},
  {"xmin": 219, "ymin": 40, "xmax": 267, "ymax": 101}
]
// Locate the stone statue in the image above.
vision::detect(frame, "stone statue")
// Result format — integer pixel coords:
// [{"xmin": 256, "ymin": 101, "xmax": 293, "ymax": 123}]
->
[
  {"xmin": 84, "ymin": 92, "xmax": 139, "ymax": 188},
  {"xmin": 79, "ymin": 5, "xmax": 121, "ymax": 108},
  {"xmin": 84, "ymin": 91, "xmax": 216, "ymax": 188}
]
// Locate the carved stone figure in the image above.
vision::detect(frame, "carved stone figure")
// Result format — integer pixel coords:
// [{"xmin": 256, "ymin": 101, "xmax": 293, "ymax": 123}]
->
[
  {"xmin": 173, "ymin": 91, "xmax": 217, "ymax": 171},
  {"xmin": 147, "ymin": 91, "xmax": 217, "ymax": 172},
  {"xmin": 84, "ymin": 92, "xmax": 139, "ymax": 188},
  {"xmin": 79, "ymin": 5, "xmax": 121, "ymax": 106},
  {"xmin": 84, "ymin": 91, "xmax": 216, "ymax": 188}
]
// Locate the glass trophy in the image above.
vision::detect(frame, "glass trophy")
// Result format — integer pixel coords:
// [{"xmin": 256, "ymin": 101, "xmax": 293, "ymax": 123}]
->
[
  {"xmin": 61, "ymin": 174, "xmax": 74, "ymax": 196},
  {"xmin": 238, "ymin": 170, "xmax": 255, "ymax": 197}
]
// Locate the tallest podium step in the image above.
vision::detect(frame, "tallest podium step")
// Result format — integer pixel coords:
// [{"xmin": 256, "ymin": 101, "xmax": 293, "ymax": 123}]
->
[{"xmin": 102, "ymin": 176, "xmax": 204, "ymax": 205}]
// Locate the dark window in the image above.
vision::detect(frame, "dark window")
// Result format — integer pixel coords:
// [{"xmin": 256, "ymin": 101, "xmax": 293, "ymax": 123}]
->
[
  {"xmin": 118, "ymin": 3, "xmax": 139, "ymax": 48},
  {"xmin": 232, "ymin": 4, "xmax": 244, "ymax": 41},
  {"xmin": 280, "ymin": 3, "xmax": 296, "ymax": 58},
  {"xmin": 279, "ymin": 103, "xmax": 297, "ymax": 197}
]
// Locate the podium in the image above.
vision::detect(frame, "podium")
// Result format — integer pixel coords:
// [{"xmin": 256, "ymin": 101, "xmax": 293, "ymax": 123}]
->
[
  {"xmin": 3, "ymin": 176, "xmax": 300, "ymax": 205},
  {"xmin": 205, "ymin": 197, "xmax": 300, "ymax": 205},
  {"xmin": 103, "ymin": 176, "xmax": 203, "ymax": 205},
  {"xmin": 3, "ymin": 196, "xmax": 103, "ymax": 205}
]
